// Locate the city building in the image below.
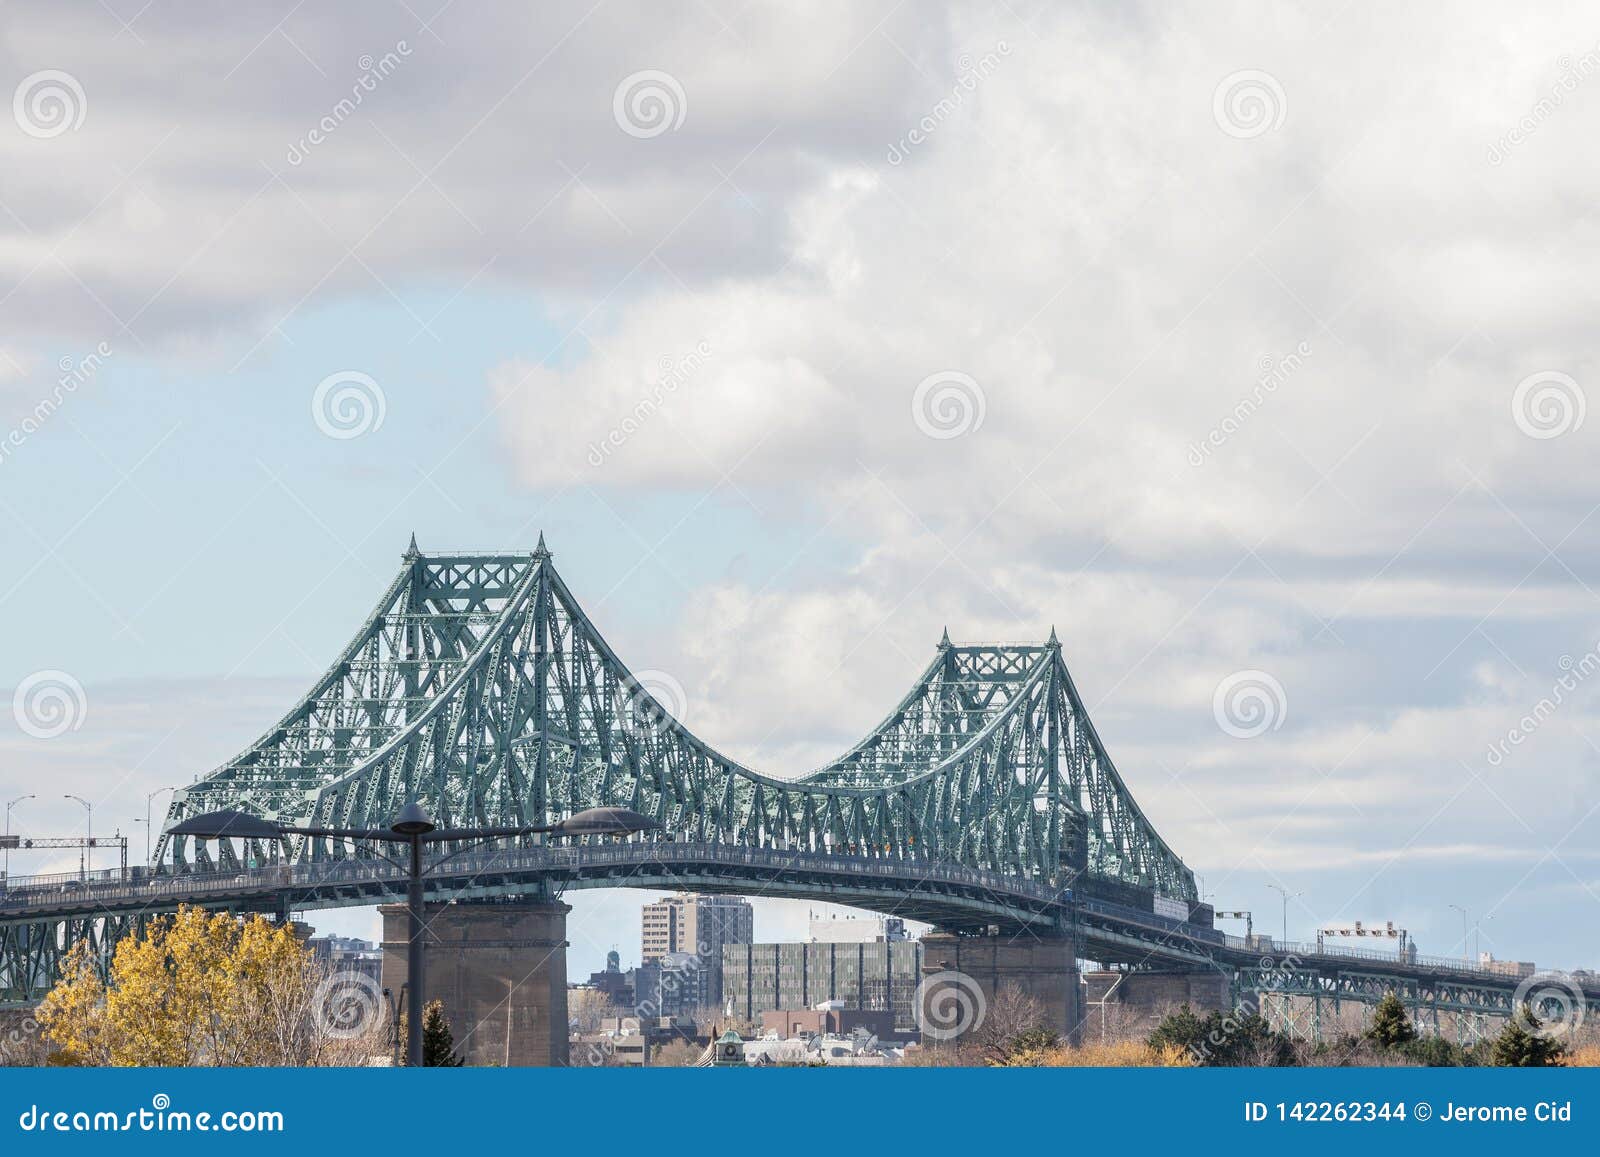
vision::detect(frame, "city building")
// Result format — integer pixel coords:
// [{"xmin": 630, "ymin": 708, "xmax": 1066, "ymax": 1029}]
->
[
  {"xmin": 582, "ymin": 949, "xmax": 635, "ymax": 1006},
  {"xmin": 633, "ymin": 951, "xmax": 710, "ymax": 1018},
  {"xmin": 640, "ymin": 892, "xmax": 753, "ymax": 1004},
  {"xmin": 570, "ymin": 1015, "xmax": 702, "ymax": 1067},
  {"xmin": 307, "ymin": 934, "xmax": 383, "ymax": 986},
  {"xmin": 761, "ymin": 1003, "xmax": 897, "ymax": 1040},
  {"xmin": 723, "ymin": 939, "xmax": 924, "ymax": 1033},
  {"xmin": 809, "ymin": 911, "xmax": 908, "ymax": 943},
  {"xmin": 1477, "ymin": 953, "xmax": 1536, "ymax": 979}
]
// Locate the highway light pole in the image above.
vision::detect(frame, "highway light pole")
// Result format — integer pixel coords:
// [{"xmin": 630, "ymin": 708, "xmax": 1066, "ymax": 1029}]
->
[
  {"xmin": 1449, "ymin": 903, "xmax": 1469, "ymax": 963},
  {"xmin": 134, "ymin": 785, "xmax": 177, "ymax": 864},
  {"xmin": 172, "ymin": 803, "xmax": 658, "ymax": 1067},
  {"xmin": 1266, "ymin": 884, "xmax": 1300, "ymax": 945},
  {"xmin": 64, "ymin": 795, "xmax": 92, "ymax": 880},
  {"xmin": 4, "ymin": 794, "xmax": 34, "ymax": 878}
]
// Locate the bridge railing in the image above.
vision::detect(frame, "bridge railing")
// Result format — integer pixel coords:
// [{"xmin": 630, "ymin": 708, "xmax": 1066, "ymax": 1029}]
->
[
  {"xmin": 0, "ymin": 840, "xmax": 1076, "ymax": 916},
  {"xmin": 1250, "ymin": 937, "xmax": 1533, "ymax": 980}
]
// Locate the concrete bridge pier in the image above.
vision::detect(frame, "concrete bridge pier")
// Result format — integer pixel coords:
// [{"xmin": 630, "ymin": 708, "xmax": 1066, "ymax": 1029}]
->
[
  {"xmin": 919, "ymin": 930, "xmax": 1083, "ymax": 1047},
  {"xmin": 380, "ymin": 898, "xmax": 571, "ymax": 1067}
]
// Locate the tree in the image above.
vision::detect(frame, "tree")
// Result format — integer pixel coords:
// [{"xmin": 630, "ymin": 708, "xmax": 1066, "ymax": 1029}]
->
[
  {"xmin": 1147, "ymin": 1004, "xmax": 1291, "ymax": 1066},
  {"xmin": 568, "ymin": 988, "xmax": 621, "ymax": 1033},
  {"xmin": 1365, "ymin": 993, "xmax": 1418, "ymax": 1049},
  {"xmin": 1490, "ymin": 1005, "xmax": 1567, "ymax": 1067},
  {"xmin": 972, "ymin": 983, "xmax": 1058, "ymax": 1063},
  {"xmin": 421, "ymin": 1000, "xmax": 464, "ymax": 1067},
  {"xmin": 1147, "ymin": 1003, "xmax": 1208, "ymax": 1060},
  {"xmin": 37, "ymin": 906, "xmax": 382, "ymax": 1067}
]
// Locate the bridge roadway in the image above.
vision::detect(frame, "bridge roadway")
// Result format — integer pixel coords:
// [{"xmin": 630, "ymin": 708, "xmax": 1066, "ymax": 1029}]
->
[{"xmin": 5, "ymin": 842, "xmax": 1595, "ymax": 1018}]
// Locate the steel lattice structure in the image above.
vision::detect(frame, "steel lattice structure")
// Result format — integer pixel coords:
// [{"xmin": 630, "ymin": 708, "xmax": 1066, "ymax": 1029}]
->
[
  {"xmin": 9, "ymin": 538, "xmax": 1596, "ymax": 1027},
  {"xmin": 154, "ymin": 538, "xmax": 1197, "ymax": 901}
]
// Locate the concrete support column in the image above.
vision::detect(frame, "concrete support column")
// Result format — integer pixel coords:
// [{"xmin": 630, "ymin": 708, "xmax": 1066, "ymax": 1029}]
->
[
  {"xmin": 380, "ymin": 898, "xmax": 571, "ymax": 1067},
  {"xmin": 919, "ymin": 931, "xmax": 1083, "ymax": 1046}
]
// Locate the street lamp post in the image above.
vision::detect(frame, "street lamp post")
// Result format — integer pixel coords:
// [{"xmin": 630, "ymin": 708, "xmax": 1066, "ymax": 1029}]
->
[
  {"xmin": 133, "ymin": 785, "xmax": 177, "ymax": 864},
  {"xmin": 1449, "ymin": 903, "xmax": 1469, "ymax": 963},
  {"xmin": 172, "ymin": 802, "xmax": 658, "ymax": 1067},
  {"xmin": 64, "ymin": 794, "xmax": 92, "ymax": 880},
  {"xmin": 1266, "ymin": 884, "xmax": 1301, "ymax": 946},
  {"xmin": 4, "ymin": 794, "xmax": 35, "ymax": 878}
]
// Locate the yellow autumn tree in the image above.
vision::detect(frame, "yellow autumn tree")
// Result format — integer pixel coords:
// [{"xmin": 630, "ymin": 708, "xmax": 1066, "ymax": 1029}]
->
[{"xmin": 37, "ymin": 906, "xmax": 383, "ymax": 1067}]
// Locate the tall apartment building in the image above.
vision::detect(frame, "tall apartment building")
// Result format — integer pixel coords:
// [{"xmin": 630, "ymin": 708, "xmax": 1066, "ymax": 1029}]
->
[{"xmin": 640, "ymin": 892, "xmax": 754, "ymax": 1005}]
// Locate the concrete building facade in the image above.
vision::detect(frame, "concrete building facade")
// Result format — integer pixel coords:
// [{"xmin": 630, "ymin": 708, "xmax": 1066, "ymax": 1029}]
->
[{"xmin": 723, "ymin": 939, "xmax": 924, "ymax": 1033}]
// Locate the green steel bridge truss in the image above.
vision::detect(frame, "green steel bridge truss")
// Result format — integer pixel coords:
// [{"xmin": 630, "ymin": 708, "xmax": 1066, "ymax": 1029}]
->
[
  {"xmin": 8, "ymin": 538, "xmax": 1596, "ymax": 1032},
  {"xmin": 154, "ymin": 538, "xmax": 1198, "ymax": 902},
  {"xmin": 1230, "ymin": 956, "xmax": 1600, "ymax": 1045}
]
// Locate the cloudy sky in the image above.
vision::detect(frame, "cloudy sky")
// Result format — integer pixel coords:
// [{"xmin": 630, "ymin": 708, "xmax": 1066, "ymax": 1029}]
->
[{"xmin": 3, "ymin": 1, "xmax": 1599, "ymax": 977}]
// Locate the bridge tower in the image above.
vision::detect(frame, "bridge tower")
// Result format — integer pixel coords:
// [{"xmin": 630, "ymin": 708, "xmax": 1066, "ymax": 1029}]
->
[
  {"xmin": 379, "ymin": 897, "xmax": 571, "ymax": 1067},
  {"xmin": 919, "ymin": 930, "xmax": 1085, "ymax": 1046}
]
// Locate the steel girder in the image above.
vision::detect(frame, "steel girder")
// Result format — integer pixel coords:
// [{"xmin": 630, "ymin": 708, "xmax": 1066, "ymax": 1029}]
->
[
  {"xmin": 0, "ymin": 913, "xmax": 155, "ymax": 1003},
  {"xmin": 1231, "ymin": 961, "xmax": 1600, "ymax": 1042},
  {"xmin": 155, "ymin": 539, "xmax": 1199, "ymax": 900}
]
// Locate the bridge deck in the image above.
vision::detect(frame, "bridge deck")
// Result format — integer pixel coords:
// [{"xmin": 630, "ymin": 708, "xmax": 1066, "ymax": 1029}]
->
[{"xmin": 5, "ymin": 846, "xmax": 1593, "ymax": 1012}]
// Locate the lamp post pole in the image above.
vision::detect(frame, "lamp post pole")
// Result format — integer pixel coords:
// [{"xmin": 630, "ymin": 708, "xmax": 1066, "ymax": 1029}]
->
[
  {"xmin": 407, "ymin": 829, "xmax": 425, "ymax": 1067},
  {"xmin": 64, "ymin": 795, "xmax": 92, "ymax": 880},
  {"xmin": 4, "ymin": 794, "xmax": 34, "ymax": 877},
  {"xmin": 143, "ymin": 786, "xmax": 175, "ymax": 863},
  {"xmin": 1449, "ymin": 903, "xmax": 1469, "ymax": 963},
  {"xmin": 1266, "ymin": 884, "xmax": 1300, "ymax": 946}
]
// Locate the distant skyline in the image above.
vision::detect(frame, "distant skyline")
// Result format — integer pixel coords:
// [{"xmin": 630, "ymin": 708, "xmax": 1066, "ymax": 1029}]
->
[{"xmin": 4, "ymin": 2, "xmax": 1600, "ymax": 978}]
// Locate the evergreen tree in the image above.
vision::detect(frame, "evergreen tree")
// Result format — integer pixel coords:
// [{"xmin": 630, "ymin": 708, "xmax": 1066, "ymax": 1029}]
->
[
  {"xmin": 1489, "ymin": 1005, "xmax": 1566, "ymax": 1067},
  {"xmin": 422, "ymin": 1000, "xmax": 464, "ymax": 1067},
  {"xmin": 1365, "ymin": 993, "xmax": 1417, "ymax": 1049},
  {"xmin": 1148, "ymin": 1004, "xmax": 1208, "ymax": 1060},
  {"xmin": 1148, "ymin": 1004, "xmax": 1290, "ymax": 1066}
]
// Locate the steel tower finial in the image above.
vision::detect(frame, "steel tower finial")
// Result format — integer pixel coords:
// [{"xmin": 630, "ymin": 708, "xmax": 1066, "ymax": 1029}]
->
[
  {"xmin": 404, "ymin": 532, "xmax": 420, "ymax": 560},
  {"xmin": 939, "ymin": 626, "xmax": 952, "ymax": 649},
  {"xmin": 534, "ymin": 531, "xmax": 550, "ymax": 558}
]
